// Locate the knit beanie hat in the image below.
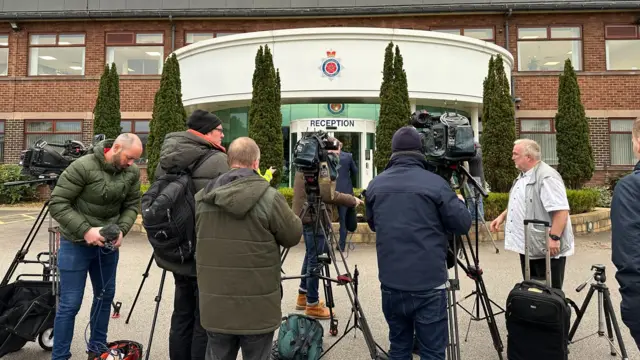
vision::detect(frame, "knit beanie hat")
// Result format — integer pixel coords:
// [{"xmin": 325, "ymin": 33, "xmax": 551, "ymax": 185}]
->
[
  {"xmin": 187, "ymin": 109, "xmax": 222, "ymax": 134},
  {"xmin": 391, "ymin": 126, "xmax": 423, "ymax": 153}
]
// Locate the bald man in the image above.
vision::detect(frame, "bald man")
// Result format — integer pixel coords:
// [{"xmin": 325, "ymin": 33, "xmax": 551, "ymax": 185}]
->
[{"xmin": 49, "ymin": 133, "xmax": 143, "ymax": 360}]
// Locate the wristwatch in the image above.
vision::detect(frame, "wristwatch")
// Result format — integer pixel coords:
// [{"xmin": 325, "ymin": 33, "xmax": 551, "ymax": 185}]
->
[{"xmin": 549, "ymin": 234, "xmax": 561, "ymax": 241}]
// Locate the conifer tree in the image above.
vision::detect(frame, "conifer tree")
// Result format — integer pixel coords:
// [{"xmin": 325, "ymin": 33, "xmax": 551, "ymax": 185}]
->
[
  {"xmin": 393, "ymin": 45, "xmax": 411, "ymax": 126},
  {"xmin": 93, "ymin": 64, "xmax": 122, "ymax": 139},
  {"xmin": 146, "ymin": 53, "xmax": 188, "ymax": 183},
  {"xmin": 248, "ymin": 45, "xmax": 284, "ymax": 187},
  {"xmin": 481, "ymin": 54, "xmax": 518, "ymax": 192},
  {"xmin": 555, "ymin": 58, "xmax": 594, "ymax": 188}
]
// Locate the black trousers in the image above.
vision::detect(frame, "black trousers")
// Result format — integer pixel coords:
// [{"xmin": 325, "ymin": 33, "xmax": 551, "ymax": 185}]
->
[
  {"xmin": 205, "ymin": 331, "xmax": 275, "ymax": 360},
  {"xmin": 170, "ymin": 273, "xmax": 208, "ymax": 360},
  {"xmin": 519, "ymin": 254, "xmax": 567, "ymax": 290}
]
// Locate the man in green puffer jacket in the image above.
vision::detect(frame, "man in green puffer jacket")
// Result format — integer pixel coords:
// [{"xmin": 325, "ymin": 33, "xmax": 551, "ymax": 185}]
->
[
  {"xmin": 48, "ymin": 133, "xmax": 143, "ymax": 360},
  {"xmin": 195, "ymin": 137, "xmax": 302, "ymax": 360}
]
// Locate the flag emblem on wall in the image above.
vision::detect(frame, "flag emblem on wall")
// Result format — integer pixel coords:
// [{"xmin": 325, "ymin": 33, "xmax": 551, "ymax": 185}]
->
[{"xmin": 320, "ymin": 50, "xmax": 342, "ymax": 79}]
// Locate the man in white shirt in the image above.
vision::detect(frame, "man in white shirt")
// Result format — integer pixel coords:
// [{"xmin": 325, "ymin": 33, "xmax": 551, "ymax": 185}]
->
[{"xmin": 490, "ymin": 139, "xmax": 574, "ymax": 290}]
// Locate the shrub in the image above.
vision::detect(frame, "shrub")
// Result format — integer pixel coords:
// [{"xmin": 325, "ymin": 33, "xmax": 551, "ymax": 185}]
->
[
  {"xmin": 585, "ymin": 185, "xmax": 612, "ymax": 208},
  {"xmin": 0, "ymin": 165, "xmax": 37, "ymax": 204},
  {"xmin": 277, "ymin": 187, "xmax": 599, "ymax": 223}
]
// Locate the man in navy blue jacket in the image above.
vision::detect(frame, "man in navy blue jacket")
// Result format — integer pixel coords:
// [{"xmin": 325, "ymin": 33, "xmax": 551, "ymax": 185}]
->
[
  {"xmin": 364, "ymin": 126, "xmax": 472, "ymax": 359},
  {"xmin": 336, "ymin": 142, "xmax": 359, "ymax": 251},
  {"xmin": 611, "ymin": 118, "xmax": 640, "ymax": 350}
]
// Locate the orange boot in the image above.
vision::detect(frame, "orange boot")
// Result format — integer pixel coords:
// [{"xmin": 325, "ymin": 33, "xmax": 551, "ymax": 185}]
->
[
  {"xmin": 296, "ymin": 293, "xmax": 326, "ymax": 310},
  {"xmin": 305, "ymin": 302, "xmax": 337, "ymax": 320}
]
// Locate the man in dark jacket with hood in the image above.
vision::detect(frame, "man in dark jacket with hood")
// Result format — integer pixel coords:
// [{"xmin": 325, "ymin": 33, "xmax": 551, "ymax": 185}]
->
[
  {"xmin": 364, "ymin": 126, "xmax": 471, "ymax": 360},
  {"xmin": 49, "ymin": 134, "xmax": 143, "ymax": 360},
  {"xmin": 154, "ymin": 109, "xmax": 229, "ymax": 360},
  {"xmin": 194, "ymin": 137, "xmax": 302, "ymax": 360},
  {"xmin": 611, "ymin": 118, "xmax": 640, "ymax": 350}
]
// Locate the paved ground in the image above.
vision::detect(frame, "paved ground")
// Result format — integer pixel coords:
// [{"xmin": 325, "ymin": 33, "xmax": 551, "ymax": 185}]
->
[{"xmin": 0, "ymin": 208, "xmax": 638, "ymax": 360}]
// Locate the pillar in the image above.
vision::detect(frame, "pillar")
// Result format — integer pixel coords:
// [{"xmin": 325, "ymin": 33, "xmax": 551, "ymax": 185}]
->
[
  {"xmin": 410, "ymin": 100, "xmax": 416, "ymax": 113},
  {"xmin": 471, "ymin": 106, "xmax": 479, "ymax": 142}
]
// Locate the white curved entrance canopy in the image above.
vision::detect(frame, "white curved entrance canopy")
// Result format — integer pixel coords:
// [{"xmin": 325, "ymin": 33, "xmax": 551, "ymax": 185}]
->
[{"xmin": 174, "ymin": 27, "xmax": 514, "ymax": 113}]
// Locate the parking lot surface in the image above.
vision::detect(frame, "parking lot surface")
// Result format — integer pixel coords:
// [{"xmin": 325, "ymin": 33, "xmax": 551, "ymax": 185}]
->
[{"xmin": 0, "ymin": 208, "xmax": 638, "ymax": 359}]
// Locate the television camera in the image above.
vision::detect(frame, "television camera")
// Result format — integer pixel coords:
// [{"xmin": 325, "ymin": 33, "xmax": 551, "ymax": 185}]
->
[
  {"xmin": 291, "ymin": 130, "xmax": 340, "ymax": 194},
  {"xmin": 18, "ymin": 134, "xmax": 105, "ymax": 180}
]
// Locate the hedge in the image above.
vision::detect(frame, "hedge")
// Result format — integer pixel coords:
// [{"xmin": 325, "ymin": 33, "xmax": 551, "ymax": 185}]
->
[{"xmin": 277, "ymin": 187, "xmax": 600, "ymax": 222}]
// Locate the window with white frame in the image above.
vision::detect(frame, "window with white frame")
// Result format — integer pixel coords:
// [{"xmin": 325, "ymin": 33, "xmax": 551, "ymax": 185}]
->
[
  {"xmin": 431, "ymin": 27, "xmax": 495, "ymax": 42},
  {"xmin": 28, "ymin": 33, "xmax": 86, "ymax": 76},
  {"xmin": 519, "ymin": 119, "xmax": 558, "ymax": 165},
  {"xmin": 184, "ymin": 32, "xmax": 241, "ymax": 45},
  {"xmin": 106, "ymin": 32, "xmax": 164, "ymax": 75},
  {"xmin": 517, "ymin": 26, "xmax": 582, "ymax": 71},
  {"xmin": 610, "ymin": 119, "xmax": 637, "ymax": 165},
  {"xmin": 605, "ymin": 25, "xmax": 640, "ymax": 70},
  {"xmin": 0, "ymin": 35, "xmax": 7, "ymax": 76},
  {"xmin": 24, "ymin": 120, "xmax": 83, "ymax": 151},
  {"xmin": 121, "ymin": 120, "xmax": 150, "ymax": 164}
]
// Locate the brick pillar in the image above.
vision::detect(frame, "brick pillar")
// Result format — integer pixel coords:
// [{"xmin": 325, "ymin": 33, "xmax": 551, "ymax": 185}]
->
[{"xmin": 5, "ymin": 118, "xmax": 23, "ymax": 164}]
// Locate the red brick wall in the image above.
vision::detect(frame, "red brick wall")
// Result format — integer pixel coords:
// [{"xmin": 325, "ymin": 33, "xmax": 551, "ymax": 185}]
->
[{"xmin": 0, "ymin": 12, "xmax": 637, "ymax": 183}]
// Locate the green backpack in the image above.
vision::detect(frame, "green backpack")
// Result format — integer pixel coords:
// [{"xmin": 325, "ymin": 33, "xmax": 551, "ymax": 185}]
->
[{"xmin": 275, "ymin": 314, "xmax": 324, "ymax": 360}]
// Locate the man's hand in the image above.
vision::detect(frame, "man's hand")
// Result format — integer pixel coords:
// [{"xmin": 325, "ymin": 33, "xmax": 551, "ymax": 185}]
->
[
  {"xmin": 490, "ymin": 214, "xmax": 504, "ymax": 233},
  {"xmin": 457, "ymin": 194, "xmax": 465, "ymax": 201},
  {"xmin": 84, "ymin": 227, "xmax": 105, "ymax": 247},
  {"xmin": 548, "ymin": 238, "xmax": 560, "ymax": 257},
  {"xmin": 268, "ymin": 166, "xmax": 277, "ymax": 174},
  {"xmin": 113, "ymin": 231, "xmax": 124, "ymax": 248},
  {"xmin": 355, "ymin": 197, "xmax": 363, "ymax": 206}
]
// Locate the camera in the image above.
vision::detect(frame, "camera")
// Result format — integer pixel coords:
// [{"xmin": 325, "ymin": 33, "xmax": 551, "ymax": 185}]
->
[
  {"xmin": 410, "ymin": 110, "xmax": 476, "ymax": 163},
  {"xmin": 19, "ymin": 134, "xmax": 105, "ymax": 179},
  {"xmin": 292, "ymin": 130, "xmax": 340, "ymax": 193}
]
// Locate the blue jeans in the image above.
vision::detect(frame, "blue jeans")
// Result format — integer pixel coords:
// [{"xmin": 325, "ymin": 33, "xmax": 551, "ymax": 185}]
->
[
  {"xmin": 52, "ymin": 238, "xmax": 119, "ymax": 360},
  {"xmin": 298, "ymin": 224, "xmax": 329, "ymax": 305},
  {"xmin": 381, "ymin": 285, "xmax": 448, "ymax": 360},
  {"xmin": 338, "ymin": 206, "xmax": 348, "ymax": 250},
  {"xmin": 467, "ymin": 196, "xmax": 485, "ymax": 221}
]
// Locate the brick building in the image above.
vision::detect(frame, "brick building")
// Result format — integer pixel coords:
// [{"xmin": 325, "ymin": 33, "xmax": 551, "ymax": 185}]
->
[{"xmin": 0, "ymin": 0, "xmax": 639, "ymax": 185}]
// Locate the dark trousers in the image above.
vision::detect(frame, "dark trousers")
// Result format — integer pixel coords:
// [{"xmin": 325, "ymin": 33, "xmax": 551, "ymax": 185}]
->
[
  {"xmin": 338, "ymin": 205, "xmax": 348, "ymax": 250},
  {"xmin": 299, "ymin": 223, "xmax": 330, "ymax": 305},
  {"xmin": 170, "ymin": 273, "xmax": 208, "ymax": 360},
  {"xmin": 519, "ymin": 254, "xmax": 567, "ymax": 290},
  {"xmin": 204, "ymin": 331, "xmax": 274, "ymax": 360},
  {"xmin": 621, "ymin": 300, "xmax": 640, "ymax": 351},
  {"xmin": 381, "ymin": 284, "xmax": 448, "ymax": 360}
]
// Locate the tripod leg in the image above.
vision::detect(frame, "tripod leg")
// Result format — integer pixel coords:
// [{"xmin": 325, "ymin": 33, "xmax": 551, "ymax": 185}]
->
[
  {"xmin": 145, "ymin": 269, "xmax": 167, "ymax": 360},
  {"xmin": 125, "ymin": 255, "xmax": 155, "ymax": 324},
  {"xmin": 603, "ymin": 288, "xmax": 629, "ymax": 359},
  {"xmin": 322, "ymin": 262, "xmax": 339, "ymax": 336},
  {"xmin": 569, "ymin": 286, "xmax": 596, "ymax": 341}
]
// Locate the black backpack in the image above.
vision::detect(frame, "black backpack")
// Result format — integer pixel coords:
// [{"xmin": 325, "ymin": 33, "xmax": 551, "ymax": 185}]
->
[{"xmin": 141, "ymin": 151, "xmax": 216, "ymax": 267}]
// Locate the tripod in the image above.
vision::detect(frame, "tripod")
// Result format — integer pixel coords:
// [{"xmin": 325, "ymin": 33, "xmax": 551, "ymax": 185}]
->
[
  {"xmin": 124, "ymin": 254, "xmax": 167, "ymax": 360},
  {"xmin": 449, "ymin": 165, "xmax": 505, "ymax": 360},
  {"xmin": 568, "ymin": 264, "xmax": 629, "ymax": 359},
  {"xmin": 280, "ymin": 181, "xmax": 389, "ymax": 360}
]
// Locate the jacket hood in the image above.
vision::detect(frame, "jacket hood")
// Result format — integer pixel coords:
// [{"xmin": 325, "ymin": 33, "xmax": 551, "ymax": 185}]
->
[
  {"xmin": 159, "ymin": 131, "xmax": 225, "ymax": 173},
  {"xmin": 87, "ymin": 139, "xmax": 121, "ymax": 173},
  {"xmin": 197, "ymin": 168, "xmax": 270, "ymax": 218},
  {"xmin": 386, "ymin": 151, "xmax": 429, "ymax": 171}
]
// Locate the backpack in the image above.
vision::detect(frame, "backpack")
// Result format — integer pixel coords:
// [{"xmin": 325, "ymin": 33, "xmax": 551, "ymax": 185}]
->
[
  {"xmin": 141, "ymin": 151, "xmax": 216, "ymax": 267},
  {"xmin": 274, "ymin": 314, "xmax": 324, "ymax": 360}
]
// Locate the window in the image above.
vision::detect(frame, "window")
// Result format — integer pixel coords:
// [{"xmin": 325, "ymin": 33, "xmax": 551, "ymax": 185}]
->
[
  {"xmin": 431, "ymin": 27, "xmax": 495, "ymax": 42},
  {"xmin": 517, "ymin": 26, "xmax": 582, "ymax": 71},
  {"xmin": 24, "ymin": 120, "xmax": 83, "ymax": 150},
  {"xmin": 184, "ymin": 32, "xmax": 241, "ymax": 45},
  {"xmin": 519, "ymin": 119, "xmax": 557, "ymax": 165},
  {"xmin": 121, "ymin": 120, "xmax": 150, "ymax": 164},
  {"xmin": 0, "ymin": 35, "xmax": 7, "ymax": 76},
  {"xmin": 28, "ymin": 34, "xmax": 86, "ymax": 76},
  {"xmin": 610, "ymin": 119, "xmax": 636, "ymax": 165},
  {"xmin": 106, "ymin": 32, "xmax": 164, "ymax": 75},
  {"xmin": 605, "ymin": 25, "xmax": 640, "ymax": 70}
]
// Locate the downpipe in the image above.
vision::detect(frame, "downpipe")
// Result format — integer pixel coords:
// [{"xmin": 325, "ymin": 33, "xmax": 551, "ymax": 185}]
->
[{"xmin": 505, "ymin": 8, "xmax": 515, "ymax": 99}]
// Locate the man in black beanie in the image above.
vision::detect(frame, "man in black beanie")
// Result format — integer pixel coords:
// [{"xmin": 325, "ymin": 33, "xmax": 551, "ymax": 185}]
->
[
  {"xmin": 364, "ymin": 126, "xmax": 471, "ymax": 360},
  {"xmin": 153, "ymin": 109, "xmax": 229, "ymax": 360}
]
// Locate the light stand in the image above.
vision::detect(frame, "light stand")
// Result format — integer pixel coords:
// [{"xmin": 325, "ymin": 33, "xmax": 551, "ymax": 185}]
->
[
  {"xmin": 568, "ymin": 265, "xmax": 629, "ymax": 359},
  {"xmin": 280, "ymin": 179, "xmax": 389, "ymax": 360},
  {"xmin": 451, "ymin": 165, "xmax": 505, "ymax": 360}
]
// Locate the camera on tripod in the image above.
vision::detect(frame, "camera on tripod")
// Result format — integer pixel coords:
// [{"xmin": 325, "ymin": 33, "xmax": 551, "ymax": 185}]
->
[
  {"xmin": 292, "ymin": 130, "xmax": 340, "ymax": 194},
  {"xmin": 410, "ymin": 110, "xmax": 477, "ymax": 181}
]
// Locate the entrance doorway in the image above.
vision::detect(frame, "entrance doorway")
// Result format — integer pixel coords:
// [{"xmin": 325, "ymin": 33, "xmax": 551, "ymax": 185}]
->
[{"xmin": 334, "ymin": 132, "xmax": 361, "ymax": 189}]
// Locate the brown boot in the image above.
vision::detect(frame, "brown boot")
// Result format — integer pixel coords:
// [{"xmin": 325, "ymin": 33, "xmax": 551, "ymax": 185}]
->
[
  {"xmin": 296, "ymin": 293, "xmax": 326, "ymax": 310},
  {"xmin": 305, "ymin": 302, "xmax": 336, "ymax": 320}
]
